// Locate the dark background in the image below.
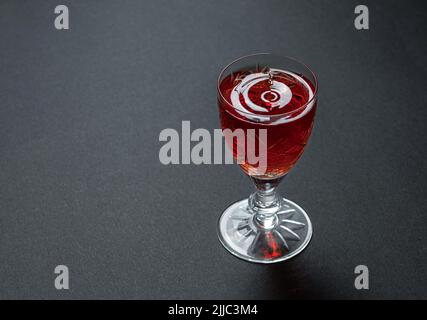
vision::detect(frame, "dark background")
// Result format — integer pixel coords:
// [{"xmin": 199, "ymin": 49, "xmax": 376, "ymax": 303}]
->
[{"xmin": 0, "ymin": 0, "xmax": 426, "ymax": 299}]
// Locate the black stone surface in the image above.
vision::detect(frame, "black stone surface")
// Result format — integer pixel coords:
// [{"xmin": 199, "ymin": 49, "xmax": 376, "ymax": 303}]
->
[{"xmin": 0, "ymin": 0, "xmax": 426, "ymax": 299}]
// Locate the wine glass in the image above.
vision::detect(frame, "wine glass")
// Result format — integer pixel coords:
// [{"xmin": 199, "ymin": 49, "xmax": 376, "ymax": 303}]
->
[{"xmin": 217, "ymin": 53, "xmax": 318, "ymax": 263}]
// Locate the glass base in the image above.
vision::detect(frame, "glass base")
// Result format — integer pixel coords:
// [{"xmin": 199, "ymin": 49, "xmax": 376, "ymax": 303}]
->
[{"xmin": 217, "ymin": 198, "xmax": 312, "ymax": 264}]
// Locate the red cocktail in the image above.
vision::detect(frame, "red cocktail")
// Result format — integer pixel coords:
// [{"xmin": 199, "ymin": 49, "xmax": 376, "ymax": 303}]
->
[
  {"xmin": 216, "ymin": 54, "xmax": 318, "ymax": 263},
  {"xmin": 218, "ymin": 67, "xmax": 316, "ymax": 178}
]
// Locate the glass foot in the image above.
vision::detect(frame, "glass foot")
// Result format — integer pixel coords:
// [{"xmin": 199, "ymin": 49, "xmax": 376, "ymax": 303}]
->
[{"xmin": 217, "ymin": 198, "xmax": 312, "ymax": 264}]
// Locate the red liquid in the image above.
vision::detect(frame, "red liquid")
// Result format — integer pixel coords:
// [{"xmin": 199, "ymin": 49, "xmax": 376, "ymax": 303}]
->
[{"xmin": 218, "ymin": 68, "xmax": 317, "ymax": 178}]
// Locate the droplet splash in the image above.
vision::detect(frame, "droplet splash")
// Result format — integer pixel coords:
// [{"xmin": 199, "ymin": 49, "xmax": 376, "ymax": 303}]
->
[{"xmin": 228, "ymin": 68, "xmax": 314, "ymax": 123}]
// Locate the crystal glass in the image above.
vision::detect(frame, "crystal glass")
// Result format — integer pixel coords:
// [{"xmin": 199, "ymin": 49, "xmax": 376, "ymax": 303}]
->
[{"xmin": 217, "ymin": 53, "xmax": 318, "ymax": 263}]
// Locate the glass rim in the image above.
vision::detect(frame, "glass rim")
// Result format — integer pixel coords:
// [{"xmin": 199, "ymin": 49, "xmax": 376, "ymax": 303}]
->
[{"xmin": 217, "ymin": 53, "xmax": 318, "ymax": 118}]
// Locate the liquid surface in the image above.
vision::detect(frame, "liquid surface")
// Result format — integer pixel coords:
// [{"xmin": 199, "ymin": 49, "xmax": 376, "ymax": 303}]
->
[{"xmin": 219, "ymin": 68, "xmax": 314, "ymax": 123}]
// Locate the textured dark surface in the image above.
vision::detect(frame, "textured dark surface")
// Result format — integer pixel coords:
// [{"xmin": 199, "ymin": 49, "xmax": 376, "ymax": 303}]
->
[{"xmin": 0, "ymin": 0, "xmax": 426, "ymax": 299}]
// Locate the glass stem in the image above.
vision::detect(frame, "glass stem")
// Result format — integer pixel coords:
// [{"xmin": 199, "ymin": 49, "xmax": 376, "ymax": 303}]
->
[{"xmin": 248, "ymin": 177, "xmax": 284, "ymax": 230}]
